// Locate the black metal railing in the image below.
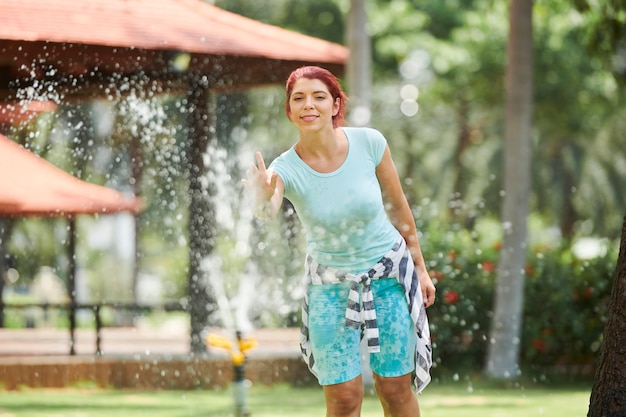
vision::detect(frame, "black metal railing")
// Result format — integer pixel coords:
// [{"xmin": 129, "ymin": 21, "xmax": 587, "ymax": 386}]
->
[{"xmin": 1, "ymin": 301, "xmax": 188, "ymax": 355}]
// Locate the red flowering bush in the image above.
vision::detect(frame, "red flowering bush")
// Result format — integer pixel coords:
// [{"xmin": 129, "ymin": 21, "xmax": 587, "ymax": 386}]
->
[
  {"xmin": 421, "ymin": 217, "xmax": 616, "ymax": 374},
  {"xmin": 443, "ymin": 290, "xmax": 460, "ymax": 304}
]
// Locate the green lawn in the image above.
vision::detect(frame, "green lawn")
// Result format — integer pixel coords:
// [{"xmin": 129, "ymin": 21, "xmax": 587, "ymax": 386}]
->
[{"xmin": 0, "ymin": 381, "xmax": 591, "ymax": 417}]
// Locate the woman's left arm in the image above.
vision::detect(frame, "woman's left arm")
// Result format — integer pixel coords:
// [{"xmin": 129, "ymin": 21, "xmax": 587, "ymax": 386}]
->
[{"xmin": 376, "ymin": 145, "xmax": 436, "ymax": 307}]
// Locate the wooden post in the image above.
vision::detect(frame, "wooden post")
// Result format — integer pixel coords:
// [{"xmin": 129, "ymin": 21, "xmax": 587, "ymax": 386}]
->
[
  {"xmin": 186, "ymin": 79, "xmax": 218, "ymax": 354},
  {"xmin": 95, "ymin": 304, "xmax": 102, "ymax": 355},
  {"xmin": 0, "ymin": 218, "xmax": 12, "ymax": 328},
  {"xmin": 68, "ymin": 216, "xmax": 77, "ymax": 355},
  {"xmin": 0, "ymin": 230, "xmax": 5, "ymax": 329}
]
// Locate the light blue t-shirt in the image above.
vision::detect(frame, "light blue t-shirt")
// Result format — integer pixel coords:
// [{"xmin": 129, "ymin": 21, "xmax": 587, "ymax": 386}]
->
[{"xmin": 269, "ymin": 127, "xmax": 400, "ymax": 273}]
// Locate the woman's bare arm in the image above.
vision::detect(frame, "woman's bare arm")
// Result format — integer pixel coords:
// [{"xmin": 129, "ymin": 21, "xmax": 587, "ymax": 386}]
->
[{"xmin": 376, "ymin": 145, "xmax": 436, "ymax": 307}]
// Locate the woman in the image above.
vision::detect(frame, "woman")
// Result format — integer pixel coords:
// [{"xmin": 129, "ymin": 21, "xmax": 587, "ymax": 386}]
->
[{"xmin": 243, "ymin": 66, "xmax": 435, "ymax": 417}]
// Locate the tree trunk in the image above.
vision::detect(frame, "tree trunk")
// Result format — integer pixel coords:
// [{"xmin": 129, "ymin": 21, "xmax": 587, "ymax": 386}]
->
[
  {"xmin": 588, "ymin": 214, "xmax": 626, "ymax": 417},
  {"xmin": 347, "ymin": 0, "xmax": 371, "ymax": 127},
  {"xmin": 450, "ymin": 96, "xmax": 471, "ymax": 215},
  {"xmin": 559, "ymin": 167, "xmax": 577, "ymax": 238},
  {"xmin": 347, "ymin": 0, "xmax": 375, "ymax": 387},
  {"xmin": 485, "ymin": 0, "xmax": 534, "ymax": 379}
]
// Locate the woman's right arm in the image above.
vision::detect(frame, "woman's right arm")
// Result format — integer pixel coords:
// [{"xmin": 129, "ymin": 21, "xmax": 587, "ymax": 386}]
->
[{"xmin": 241, "ymin": 151, "xmax": 284, "ymax": 220}]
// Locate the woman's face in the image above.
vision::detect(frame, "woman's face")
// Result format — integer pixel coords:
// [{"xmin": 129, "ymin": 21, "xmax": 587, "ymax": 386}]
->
[{"xmin": 287, "ymin": 77, "xmax": 339, "ymax": 131}]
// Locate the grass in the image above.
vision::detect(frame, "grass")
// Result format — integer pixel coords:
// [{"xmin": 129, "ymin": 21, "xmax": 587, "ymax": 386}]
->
[{"xmin": 0, "ymin": 380, "xmax": 592, "ymax": 417}]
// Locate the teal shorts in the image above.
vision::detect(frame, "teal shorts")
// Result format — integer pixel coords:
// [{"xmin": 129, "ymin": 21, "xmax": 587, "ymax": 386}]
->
[{"xmin": 307, "ymin": 278, "xmax": 417, "ymax": 385}]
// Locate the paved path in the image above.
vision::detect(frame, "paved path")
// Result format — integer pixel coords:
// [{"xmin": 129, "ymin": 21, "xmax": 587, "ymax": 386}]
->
[{"xmin": 0, "ymin": 326, "xmax": 301, "ymax": 359}]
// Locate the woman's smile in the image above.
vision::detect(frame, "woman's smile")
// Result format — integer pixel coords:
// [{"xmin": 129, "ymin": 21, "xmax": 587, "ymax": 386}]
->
[{"xmin": 301, "ymin": 114, "xmax": 319, "ymax": 122}]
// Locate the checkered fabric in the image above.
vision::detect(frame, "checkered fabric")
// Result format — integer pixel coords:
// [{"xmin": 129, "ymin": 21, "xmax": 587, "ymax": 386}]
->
[{"xmin": 300, "ymin": 237, "xmax": 432, "ymax": 393}]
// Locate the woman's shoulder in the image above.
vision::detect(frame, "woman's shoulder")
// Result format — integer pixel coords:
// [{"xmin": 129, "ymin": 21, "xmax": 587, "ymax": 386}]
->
[
  {"xmin": 343, "ymin": 126, "xmax": 384, "ymax": 138},
  {"xmin": 342, "ymin": 127, "xmax": 387, "ymax": 163},
  {"xmin": 343, "ymin": 126, "xmax": 387, "ymax": 148}
]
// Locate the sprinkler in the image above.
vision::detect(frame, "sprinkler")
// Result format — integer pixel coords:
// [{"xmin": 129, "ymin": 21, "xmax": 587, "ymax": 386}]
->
[{"xmin": 206, "ymin": 330, "xmax": 257, "ymax": 417}]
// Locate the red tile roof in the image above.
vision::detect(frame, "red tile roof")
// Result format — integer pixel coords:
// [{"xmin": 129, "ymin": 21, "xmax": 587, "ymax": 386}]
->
[
  {"xmin": 0, "ymin": 0, "xmax": 348, "ymax": 64},
  {"xmin": 0, "ymin": 134, "xmax": 142, "ymax": 216},
  {"xmin": 0, "ymin": 100, "xmax": 57, "ymax": 125}
]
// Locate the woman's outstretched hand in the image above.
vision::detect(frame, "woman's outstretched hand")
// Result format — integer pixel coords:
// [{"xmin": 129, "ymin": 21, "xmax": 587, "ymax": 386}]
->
[{"xmin": 242, "ymin": 151, "xmax": 278, "ymax": 219}]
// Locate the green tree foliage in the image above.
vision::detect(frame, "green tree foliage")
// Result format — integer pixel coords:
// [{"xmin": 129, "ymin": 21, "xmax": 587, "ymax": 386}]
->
[
  {"xmin": 365, "ymin": 0, "xmax": 625, "ymax": 239},
  {"xmin": 215, "ymin": 0, "xmax": 344, "ymax": 43},
  {"xmin": 574, "ymin": 0, "xmax": 626, "ymax": 84},
  {"xmin": 530, "ymin": 3, "xmax": 623, "ymax": 238}
]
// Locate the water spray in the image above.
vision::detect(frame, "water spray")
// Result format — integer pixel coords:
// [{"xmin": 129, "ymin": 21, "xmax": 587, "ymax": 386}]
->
[{"xmin": 206, "ymin": 330, "xmax": 257, "ymax": 417}]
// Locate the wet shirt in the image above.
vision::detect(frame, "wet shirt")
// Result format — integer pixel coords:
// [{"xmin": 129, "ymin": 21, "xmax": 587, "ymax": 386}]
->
[{"xmin": 269, "ymin": 127, "xmax": 400, "ymax": 273}]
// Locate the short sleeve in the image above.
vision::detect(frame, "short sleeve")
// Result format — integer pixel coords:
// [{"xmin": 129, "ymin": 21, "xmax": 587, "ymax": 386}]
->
[{"xmin": 364, "ymin": 128, "xmax": 388, "ymax": 166}]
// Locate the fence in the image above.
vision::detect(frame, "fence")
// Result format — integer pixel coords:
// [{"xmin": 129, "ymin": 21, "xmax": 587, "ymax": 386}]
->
[{"xmin": 0, "ymin": 301, "xmax": 187, "ymax": 355}]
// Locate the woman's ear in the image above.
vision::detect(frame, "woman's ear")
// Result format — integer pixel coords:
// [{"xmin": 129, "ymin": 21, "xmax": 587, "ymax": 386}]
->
[{"xmin": 333, "ymin": 97, "xmax": 340, "ymax": 116}]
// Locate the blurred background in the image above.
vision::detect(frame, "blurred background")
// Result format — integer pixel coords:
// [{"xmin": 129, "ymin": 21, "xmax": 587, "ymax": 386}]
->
[{"xmin": 0, "ymin": 0, "xmax": 624, "ymax": 379}]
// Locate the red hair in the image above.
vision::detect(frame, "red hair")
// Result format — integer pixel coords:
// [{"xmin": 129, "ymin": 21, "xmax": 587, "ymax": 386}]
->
[{"xmin": 284, "ymin": 66, "xmax": 347, "ymax": 128}]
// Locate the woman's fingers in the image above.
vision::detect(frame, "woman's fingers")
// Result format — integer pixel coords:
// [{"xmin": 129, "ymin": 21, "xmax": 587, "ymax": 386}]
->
[
  {"xmin": 242, "ymin": 152, "xmax": 276, "ymax": 201},
  {"xmin": 420, "ymin": 275, "xmax": 436, "ymax": 308},
  {"xmin": 255, "ymin": 151, "xmax": 266, "ymax": 173},
  {"xmin": 243, "ymin": 152, "xmax": 264, "ymax": 183}
]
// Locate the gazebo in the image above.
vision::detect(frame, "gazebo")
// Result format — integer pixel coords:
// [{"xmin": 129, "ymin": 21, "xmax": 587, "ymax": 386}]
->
[
  {"xmin": 0, "ymin": 0, "xmax": 347, "ymax": 94},
  {"xmin": 0, "ymin": 133, "xmax": 142, "ymax": 216},
  {"xmin": 0, "ymin": 133, "xmax": 143, "ymax": 350},
  {"xmin": 0, "ymin": 0, "xmax": 348, "ymax": 352}
]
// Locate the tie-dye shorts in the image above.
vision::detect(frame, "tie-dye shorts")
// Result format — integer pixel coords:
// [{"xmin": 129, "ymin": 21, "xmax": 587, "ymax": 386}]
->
[{"xmin": 307, "ymin": 278, "xmax": 417, "ymax": 385}]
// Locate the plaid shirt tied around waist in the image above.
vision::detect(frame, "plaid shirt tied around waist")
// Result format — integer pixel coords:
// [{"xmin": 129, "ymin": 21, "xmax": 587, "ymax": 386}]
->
[{"xmin": 299, "ymin": 236, "xmax": 433, "ymax": 393}]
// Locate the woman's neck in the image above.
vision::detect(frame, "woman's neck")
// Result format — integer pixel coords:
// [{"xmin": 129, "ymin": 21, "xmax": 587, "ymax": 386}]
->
[
  {"xmin": 294, "ymin": 127, "xmax": 348, "ymax": 173},
  {"xmin": 295, "ymin": 127, "xmax": 340, "ymax": 158}
]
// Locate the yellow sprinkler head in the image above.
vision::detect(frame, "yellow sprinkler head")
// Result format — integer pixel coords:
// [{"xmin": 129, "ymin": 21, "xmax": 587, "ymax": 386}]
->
[
  {"xmin": 231, "ymin": 351, "xmax": 246, "ymax": 366},
  {"xmin": 206, "ymin": 334, "xmax": 233, "ymax": 351},
  {"xmin": 238, "ymin": 338, "xmax": 258, "ymax": 353}
]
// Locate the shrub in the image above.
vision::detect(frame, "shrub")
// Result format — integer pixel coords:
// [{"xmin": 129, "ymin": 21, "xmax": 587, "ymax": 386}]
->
[
  {"xmin": 521, "ymin": 245, "xmax": 613, "ymax": 368},
  {"xmin": 423, "ymin": 217, "xmax": 616, "ymax": 374}
]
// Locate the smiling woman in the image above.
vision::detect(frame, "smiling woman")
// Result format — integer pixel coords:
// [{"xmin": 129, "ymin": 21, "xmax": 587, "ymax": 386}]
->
[{"xmin": 242, "ymin": 66, "xmax": 436, "ymax": 417}]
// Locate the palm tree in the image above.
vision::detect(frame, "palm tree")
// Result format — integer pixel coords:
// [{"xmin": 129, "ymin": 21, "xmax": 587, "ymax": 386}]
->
[
  {"xmin": 485, "ymin": 0, "xmax": 534, "ymax": 379},
  {"xmin": 347, "ymin": 0, "xmax": 371, "ymax": 127}
]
